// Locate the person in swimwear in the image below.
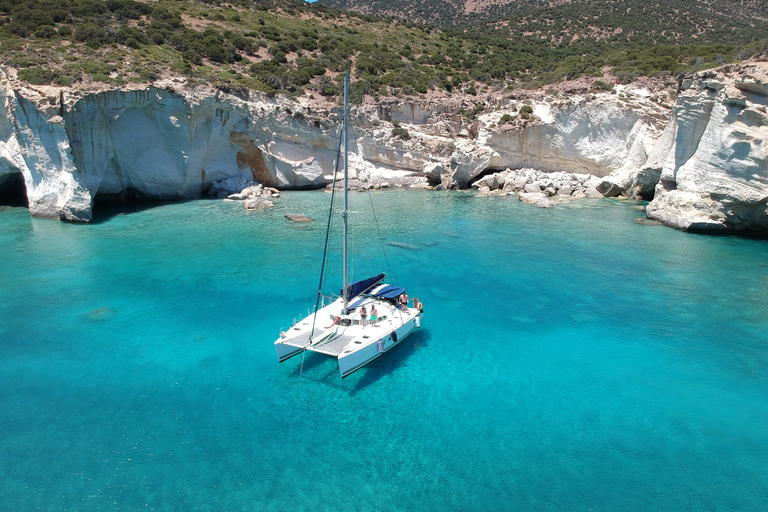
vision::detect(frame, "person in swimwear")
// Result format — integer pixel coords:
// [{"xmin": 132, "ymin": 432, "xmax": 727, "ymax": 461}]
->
[
  {"xmin": 370, "ymin": 305, "xmax": 377, "ymax": 326},
  {"xmin": 360, "ymin": 305, "xmax": 367, "ymax": 327}
]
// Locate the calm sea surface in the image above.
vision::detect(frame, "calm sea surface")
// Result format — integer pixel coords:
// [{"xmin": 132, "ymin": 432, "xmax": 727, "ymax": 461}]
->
[{"xmin": 2, "ymin": 191, "xmax": 767, "ymax": 511}]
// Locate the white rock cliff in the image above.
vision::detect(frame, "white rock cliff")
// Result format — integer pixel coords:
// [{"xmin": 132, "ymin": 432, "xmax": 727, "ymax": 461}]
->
[
  {"xmin": 2, "ymin": 59, "xmax": 768, "ymax": 232},
  {"xmin": 645, "ymin": 61, "xmax": 768, "ymax": 232}
]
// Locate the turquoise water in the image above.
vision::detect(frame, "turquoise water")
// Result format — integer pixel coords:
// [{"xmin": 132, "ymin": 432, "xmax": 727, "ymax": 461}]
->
[{"xmin": 2, "ymin": 192, "xmax": 768, "ymax": 511}]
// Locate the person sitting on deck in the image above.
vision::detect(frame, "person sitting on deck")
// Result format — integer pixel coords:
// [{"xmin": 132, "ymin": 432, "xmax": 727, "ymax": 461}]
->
[
  {"xmin": 399, "ymin": 292, "xmax": 408, "ymax": 312},
  {"xmin": 360, "ymin": 305, "xmax": 368, "ymax": 327},
  {"xmin": 370, "ymin": 306, "xmax": 377, "ymax": 326}
]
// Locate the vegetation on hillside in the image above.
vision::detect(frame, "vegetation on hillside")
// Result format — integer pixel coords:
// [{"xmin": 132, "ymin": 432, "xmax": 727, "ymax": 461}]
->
[
  {"xmin": 320, "ymin": 0, "xmax": 768, "ymax": 35},
  {"xmin": 0, "ymin": 0, "xmax": 766, "ymax": 102}
]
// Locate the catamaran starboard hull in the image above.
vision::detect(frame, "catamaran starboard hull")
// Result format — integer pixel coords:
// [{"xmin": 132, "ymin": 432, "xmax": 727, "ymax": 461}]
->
[{"xmin": 338, "ymin": 313, "xmax": 422, "ymax": 378}]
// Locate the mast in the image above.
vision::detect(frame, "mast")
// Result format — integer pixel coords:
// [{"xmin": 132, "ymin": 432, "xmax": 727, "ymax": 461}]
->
[{"xmin": 342, "ymin": 73, "xmax": 349, "ymax": 315}]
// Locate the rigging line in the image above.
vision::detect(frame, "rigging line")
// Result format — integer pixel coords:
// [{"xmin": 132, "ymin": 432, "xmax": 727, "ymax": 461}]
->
[
  {"xmin": 299, "ymin": 127, "xmax": 344, "ymax": 385},
  {"xmin": 367, "ymin": 189, "xmax": 395, "ymax": 285},
  {"xmin": 367, "ymin": 189, "xmax": 406, "ymax": 325}
]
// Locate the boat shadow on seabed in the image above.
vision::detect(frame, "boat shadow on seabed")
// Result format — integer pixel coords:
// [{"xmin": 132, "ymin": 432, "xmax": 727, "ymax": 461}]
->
[{"xmin": 288, "ymin": 327, "xmax": 431, "ymax": 393}]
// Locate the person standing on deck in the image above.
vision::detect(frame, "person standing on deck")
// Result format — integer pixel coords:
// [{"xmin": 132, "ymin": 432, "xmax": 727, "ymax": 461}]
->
[
  {"xmin": 399, "ymin": 292, "xmax": 408, "ymax": 312},
  {"xmin": 360, "ymin": 305, "xmax": 368, "ymax": 327}
]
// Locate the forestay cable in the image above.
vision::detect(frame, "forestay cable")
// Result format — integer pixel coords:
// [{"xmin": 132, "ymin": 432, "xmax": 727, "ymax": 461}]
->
[{"xmin": 299, "ymin": 129, "xmax": 344, "ymax": 384}]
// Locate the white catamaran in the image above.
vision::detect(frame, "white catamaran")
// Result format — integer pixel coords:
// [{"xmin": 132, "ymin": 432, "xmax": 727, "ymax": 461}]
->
[{"xmin": 274, "ymin": 74, "xmax": 424, "ymax": 378}]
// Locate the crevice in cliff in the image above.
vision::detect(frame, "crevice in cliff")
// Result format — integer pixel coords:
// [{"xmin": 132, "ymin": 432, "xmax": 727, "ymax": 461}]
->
[
  {"xmin": 0, "ymin": 173, "xmax": 29, "ymax": 207},
  {"xmin": 661, "ymin": 180, "xmax": 677, "ymax": 192},
  {"xmin": 637, "ymin": 188, "xmax": 656, "ymax": 201}
]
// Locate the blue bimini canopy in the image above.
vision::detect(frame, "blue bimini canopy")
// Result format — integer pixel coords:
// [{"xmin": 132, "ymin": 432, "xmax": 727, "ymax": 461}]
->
[
  {"xmin": 344, "ymin": 273, "xmax": 385, "ymax": 301},
  {"xmin": 371, "ymin": 284, "xmax": 405, "ymax": 299},
  {"xmin": 346, "ymin": 282, "xmax": 404, "ymax": 310}
]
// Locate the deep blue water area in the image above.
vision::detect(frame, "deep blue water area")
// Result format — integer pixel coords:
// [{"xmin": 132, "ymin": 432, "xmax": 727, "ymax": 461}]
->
[{"xmin": 2, "ymin": 192, "xmax": 767, "ymax": 511}]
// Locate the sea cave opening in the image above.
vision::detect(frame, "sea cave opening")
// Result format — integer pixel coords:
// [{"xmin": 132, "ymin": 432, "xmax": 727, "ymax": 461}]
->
[
  {"xmin": 91, "ymin": 187, "xmax": 186, "ymax": 220},
  {"xmin": 0, "ymin": 173, "xmax": 29, "ymax": 208},
  {"xmin": 93, "ymin": 187, "xmax": 158, "ymax": 205},
  {"xmin": 466, "ymin": 167, "xmax": 506, "ymax": 188}
]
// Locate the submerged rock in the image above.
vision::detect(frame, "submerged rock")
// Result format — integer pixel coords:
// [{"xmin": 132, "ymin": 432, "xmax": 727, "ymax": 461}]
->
[
  {"xmin": 84, "ymin": 306, "xmax": 115, "ymax": 320},
  {"xmin": 285, "ymin": 214, "xmax": 314, "ymax": 222},
  {"xmin": 634, "ymin": 217, "xmax": 664, "ymax": 226},
  {"xmin": 245, "ymin": 198, "xmax": 273, "ymax": 210},
  {"xmin": 387, "ymin": 241, "xmax": 420, "ymax": 250}
]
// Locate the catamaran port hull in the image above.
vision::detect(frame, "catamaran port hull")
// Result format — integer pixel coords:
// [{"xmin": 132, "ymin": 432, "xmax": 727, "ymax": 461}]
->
[{"xmin": 276, "ymin": 343, "xmax": 304, "ymax": 363}]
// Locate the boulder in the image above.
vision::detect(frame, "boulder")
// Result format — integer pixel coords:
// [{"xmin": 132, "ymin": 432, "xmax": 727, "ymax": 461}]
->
[
  {"xmin": 423, "ymin": 162, "xmax": 448, "ymax": 185},
  {"xmin": 472, "ymin": 175, "xmax": 499, "ymax": 190},
  {"xmin": 519, "ymin": 192, "xmax": 547, "ymax": 203},
  {"xmin": 524, "ymin": 183, "xmax": 542, "ymax": 194},
  {"xmin": 557, "ymin": 185, "xmax": 573, "ymax": 196},
  {"xmin": 596, "ymin": 178, "xmax": 624, "ymax": 198},
  {"xmin": 512, "ymin": 177, "xmax": 529, "ymax": 190},
  {"xmin": 572, "ymin": 188, "xmax": 587, "ymax": 198},
  {"xmin": 584, "ymin": 186, "xmax": 603, "ymax": 198},
  {"xmin": 537, "ymin": 196, "xmax": 555, "ymax": 208}
]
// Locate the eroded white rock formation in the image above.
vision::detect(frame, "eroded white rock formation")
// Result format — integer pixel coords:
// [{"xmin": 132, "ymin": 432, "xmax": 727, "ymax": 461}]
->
[
  {"xmin": 644, "ymin": 62, "xmax": 768, "ymax": 231},
  {"xmin": 1, "ymin": 74, "xmax": 338, "ymax": 221},
  {"xmin": 3, "ymin": 58, "xmax": 768, "ymax": 231}
]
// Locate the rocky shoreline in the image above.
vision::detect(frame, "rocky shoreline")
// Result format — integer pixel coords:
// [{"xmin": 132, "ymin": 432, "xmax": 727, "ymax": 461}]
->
[{"xmin": 2, "ymin": 56, "xmax": 767, "ymax": 232}]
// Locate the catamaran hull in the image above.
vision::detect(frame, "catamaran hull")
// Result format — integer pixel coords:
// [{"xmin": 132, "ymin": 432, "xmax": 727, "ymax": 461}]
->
[
  {"xmin": 276, "ymin": 342, "xmax": 304, "ymax": 362},
  {"xmin": 338, "ymin": 314, "xmax": 422, "ymax": 378}
]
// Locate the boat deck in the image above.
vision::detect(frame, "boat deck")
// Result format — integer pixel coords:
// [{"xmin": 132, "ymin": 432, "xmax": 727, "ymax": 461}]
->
[{"xmin": 276, "ymin": 290, "xmax": 421, "ymax": 366}]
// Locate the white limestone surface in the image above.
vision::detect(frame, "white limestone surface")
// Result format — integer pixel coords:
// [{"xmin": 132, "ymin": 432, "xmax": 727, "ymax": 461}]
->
[
  {"xmin": 646, "ymin": 63, "xmax": 768, "ymax": 231},
  {"xmin": 4, "ymin": 59, "xmax": 767, "ymax": 231}
]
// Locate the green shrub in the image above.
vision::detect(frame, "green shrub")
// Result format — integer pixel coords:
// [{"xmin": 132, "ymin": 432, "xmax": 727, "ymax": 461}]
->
[
  {"xmin": 8, "ymin": 22, "xmax": 29, "ymax": 37},
  {"xmin": 391, "ymin": 126, "xmax": 410, "ymax": 140},
  {"xmin": 593, "ymin": 80, "xmax": 613, "ymax": 91},
  {"xmin": 183, "ymin": 50, "xmax": 202, "ymax": 65},
  {"xmin": 57, "ymin": 25, "xmax": 72, "ymax": 38},
  {"xmin": 34, "ymin": 26, "xmax": 57, "ymax": 39},
  {"xmin": 18, "ymin": 67, "xmax": 66, "ymax": 85}
]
